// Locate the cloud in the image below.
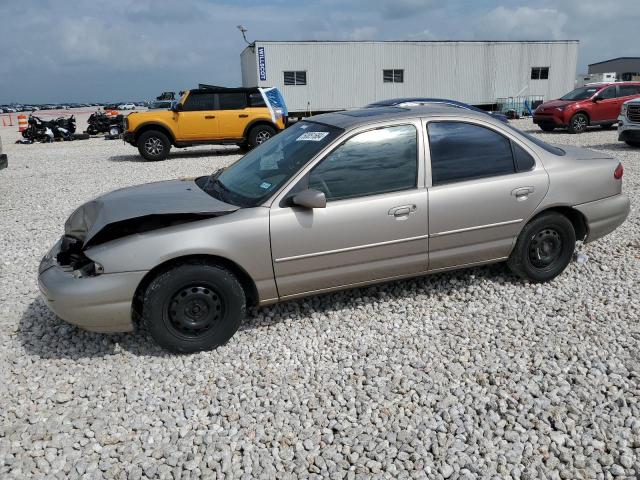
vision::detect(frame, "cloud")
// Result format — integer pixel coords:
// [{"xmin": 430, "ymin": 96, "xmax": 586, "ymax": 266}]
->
[
  {"xmin": 376, "ymin": 0, "xmax": 436, "ymax": 19},
  {"xmin": 475, "ymin": 6, "xmax": 568, "ymax": 40},
  {"xmin": 0, "ymin": 0, "xmax": 637, "ymax": 102},
  {"xmin": 348, "ymin": 26, "xmax": 378, "ymax": 41}
]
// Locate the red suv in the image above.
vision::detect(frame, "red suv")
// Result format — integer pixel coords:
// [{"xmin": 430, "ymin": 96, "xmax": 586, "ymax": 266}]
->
[{"xmin": 533, "ymin": 82, "xmax": 640, "ymax": 133}]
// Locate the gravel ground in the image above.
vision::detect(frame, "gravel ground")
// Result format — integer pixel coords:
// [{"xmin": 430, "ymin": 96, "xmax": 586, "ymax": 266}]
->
[{"xmin": 1, "ymin": 114, "xmax": 639, "ymax": 479}]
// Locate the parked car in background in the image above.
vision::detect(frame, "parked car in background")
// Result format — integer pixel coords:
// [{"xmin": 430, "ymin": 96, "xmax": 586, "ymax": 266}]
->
[
  {"xmin": 534, "ymin": 82, "xmax": 640, "ymax": 133},
  {"xmin": 39, "ymin": 105, "xmax": 629, "ymax": 352},
  {"xmin": 148, "ymin": 100, "xmax": 175, "ymax": 110},
  {"xmin": 123, "ymin": 86, "xmax": 286, "ymax": 160},
  {"xmin": 366, "ymin": 98, "xmax": 509, "ymax": 123},
  {"xmin": 618, "ymin": 98, "xmax": 640, "ymax": 147},
  {"xmin": 118, "ymin": 103, "xmax": 136, "ymax": 110}
]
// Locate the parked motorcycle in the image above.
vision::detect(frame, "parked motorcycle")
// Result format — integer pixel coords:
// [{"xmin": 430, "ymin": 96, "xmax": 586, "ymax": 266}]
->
[
  {"xmin": 22, "ymin": 115, "xmax": 77, "ymax": 142},
  {"xmin": 86, "ymin": 111, "xmax": 123, "ymax": 136}
]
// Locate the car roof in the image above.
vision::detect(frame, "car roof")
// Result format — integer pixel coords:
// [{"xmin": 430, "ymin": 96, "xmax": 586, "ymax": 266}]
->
[
  {"xmin": 307, "ymin": 104, "xmax": 495, "ymax": 130},
  {"xmin": 369, "ymin": 97, "xmax": 469, "ymax": 107},
  {"xmin": 584, "ymin": 81, "xmax": 640, "ymax": 87}
]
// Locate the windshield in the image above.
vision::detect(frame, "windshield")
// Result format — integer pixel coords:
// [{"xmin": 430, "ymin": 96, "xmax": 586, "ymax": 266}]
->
[
  {"xmin": 198, "ymin": 121, "xmax": 343, "ymax": 207},
  {"xmin": 560, "ymin": 86, "xmax": 600, "ymax": 101},
  {"xmin": 504, "ymin": 123, "xmax": 565, "ymax": 156}
]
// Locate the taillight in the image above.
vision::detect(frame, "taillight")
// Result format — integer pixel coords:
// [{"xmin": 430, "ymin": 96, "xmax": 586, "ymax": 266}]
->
[{"xmin": 614, "ymin": 163, "xmax": 624, "ymax": 179}]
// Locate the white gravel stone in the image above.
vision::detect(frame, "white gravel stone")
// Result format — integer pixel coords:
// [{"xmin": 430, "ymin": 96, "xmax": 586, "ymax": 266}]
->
[{"xmin": 1, "ymin": 114, "xmax": 639, "ymax": 478}]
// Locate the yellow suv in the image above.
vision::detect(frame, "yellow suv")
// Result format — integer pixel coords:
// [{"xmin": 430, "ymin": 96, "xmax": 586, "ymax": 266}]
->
[{"xmin": 123, "ymin": 87, "xmax": 286, "ymax": 161}]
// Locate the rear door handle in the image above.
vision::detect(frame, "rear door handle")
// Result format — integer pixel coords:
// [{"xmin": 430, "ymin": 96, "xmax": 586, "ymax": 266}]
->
[
  {"xmin": 388, "ymin": 204, "xmax": 417, "ymax": 217},
  {"xmin": 204, "ymin": 115, "xmax": 216, "ymax": 119},
  {"xmin": 512, "ymin": 186, "xmax": 534, "ymax": 200}
]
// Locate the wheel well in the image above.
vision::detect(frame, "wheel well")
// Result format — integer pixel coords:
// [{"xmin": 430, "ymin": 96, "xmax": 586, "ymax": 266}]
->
[
  {"xmin": 243, "ymin": 120, "xmax": 277, "ymax": 139},
  {"xmin": 132, "ymin": 254, "xmax": 259, "ymax": 322},
  {"xmin": 134, "ymin": 124, "xmax": 175, "ymax": 144},
  {"xmin": 533, "ymin": 207, "xmax": 588, "ymax": 241}
]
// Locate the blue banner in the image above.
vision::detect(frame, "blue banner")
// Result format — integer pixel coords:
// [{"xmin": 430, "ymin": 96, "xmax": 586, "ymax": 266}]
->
[{"xmin": 258, "ymin": 47, "xmax": 266, "ymax": 81}]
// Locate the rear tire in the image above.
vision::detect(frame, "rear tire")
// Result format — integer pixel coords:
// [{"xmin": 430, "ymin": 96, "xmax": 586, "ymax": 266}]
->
[
  {"xmin": 248, "ymin": 125, "xmax": 276, "ymax": 149},
  {"xmin": 539, "ymin": 124, "xmax": 555, "ymax": 132},
  {"xmin": 567, "ymin": 113, "xmax": 589, "ymax": 134},
  {"xmin": 507, "ymin": 212, "xmax": 576, "ymax": 283},
  {"xmin": 625, "ymin": 140, "xmax": 640, "ymax": 148},
  {"xmin": 137, "ymin": 130, "xmax": 171, "ymax": 161},
  {"xmin": 142, "ymin": 262, "xmax": 246, "ymax": 353}
]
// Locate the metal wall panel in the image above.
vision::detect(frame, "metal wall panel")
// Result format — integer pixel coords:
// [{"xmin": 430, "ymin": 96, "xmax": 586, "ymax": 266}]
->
[
  {"xmin": 240, "ymin": 47, "xmax": 257, "ymax": 88},
  {"xmin": 241, "ymin": 41, "xmax": 578, "ymax": 113}
]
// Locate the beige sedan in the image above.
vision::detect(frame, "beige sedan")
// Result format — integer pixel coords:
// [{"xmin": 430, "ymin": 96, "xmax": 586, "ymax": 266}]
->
[{"xmin": 39, "ymin": 105, "xmax": 630, "ymax": 352}]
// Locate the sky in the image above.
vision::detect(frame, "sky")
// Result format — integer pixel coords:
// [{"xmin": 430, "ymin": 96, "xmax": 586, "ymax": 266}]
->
[{"xmin": 0, "ymin": 0, "xmax": 637, "ymax": 103}]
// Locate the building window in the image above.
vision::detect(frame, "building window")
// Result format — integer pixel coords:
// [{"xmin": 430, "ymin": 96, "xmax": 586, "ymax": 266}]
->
[
  {"xmin": 531, "ymin": 67, "xmax": 549, "ymax": 80},
  {"xmin": 284, "ymin": 71, "xmax": 306, "ymax": 85},
  {"xmin": 383, "ymin": 69, "xmax": 404, "ymax": 83}
]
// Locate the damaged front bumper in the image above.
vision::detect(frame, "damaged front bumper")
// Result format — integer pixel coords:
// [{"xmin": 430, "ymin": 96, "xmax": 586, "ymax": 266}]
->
[{"xmin": 38, "ymin": 238, "xmax": 146, "ymax": 333}]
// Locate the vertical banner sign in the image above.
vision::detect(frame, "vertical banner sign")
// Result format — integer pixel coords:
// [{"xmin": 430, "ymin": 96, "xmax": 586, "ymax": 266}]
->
[{"xmin": 258, "ymin": 47, "xmax": 267, "ymax": 81}]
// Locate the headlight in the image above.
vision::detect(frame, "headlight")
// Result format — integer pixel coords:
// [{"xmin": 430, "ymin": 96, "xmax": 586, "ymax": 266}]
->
[{"xmin": 621, "ymin": 104, "xmax": 628, "ymax": 116}]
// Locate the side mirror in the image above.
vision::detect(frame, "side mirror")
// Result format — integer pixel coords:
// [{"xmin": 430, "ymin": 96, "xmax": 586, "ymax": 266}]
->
[
  {"xmin": 292, "ymin": 189, "xmax": 326, "ymax": 209},
  {"xmin": 592, "ymin": 95, "xmax": 601, "ymax": 103},
  {"xmin": 172, "ymin": 103, "xmax": 183, "ymax": 112}
]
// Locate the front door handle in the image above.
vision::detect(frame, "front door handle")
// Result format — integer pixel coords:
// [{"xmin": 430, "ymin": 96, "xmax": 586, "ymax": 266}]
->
[
  {"xmin": 238, "ymin": 114, "xmax": 249, "ymax": 118},
  {"xmin": 511, "ymin": 186, "xmax": 534, "ymax": 200},
  {"xmin": 204, "ymin": 115, "xmax": 216, "ymax": 119},
  {"xmin": 388, "ymin": 204, "xmax": 417, "ymax": 217}
]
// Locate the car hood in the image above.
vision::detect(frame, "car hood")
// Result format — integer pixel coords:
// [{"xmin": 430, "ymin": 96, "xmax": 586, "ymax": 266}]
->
[
  {"xmin": 65, "ymin": 179, "xmax": 238, "ymax": 247},
  {"xmin": 537, "ymin": 99, "xmax": 576, "ymax": 111}
]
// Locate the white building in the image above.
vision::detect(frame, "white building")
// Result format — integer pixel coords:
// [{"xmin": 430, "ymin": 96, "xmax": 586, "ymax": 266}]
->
[{"xmin": 241, "ymin": 40, "xmax": 579, "ymax": 115}]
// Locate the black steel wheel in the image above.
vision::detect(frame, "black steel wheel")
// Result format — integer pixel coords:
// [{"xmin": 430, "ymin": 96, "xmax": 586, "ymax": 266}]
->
[
  {"xmin": 507, "ymin": 212, "xmax": 576, "ymax": 282},
  {"xmin": 167, "ymin": 285, "xmax": 224, "ymax": 337},
  {"xmin": 142, "ymin": 261, "xmax": 246, "ymax": 353},
  {"xmin": 528, "ymin": 228, "xmax": 563, "ymax": 270}
]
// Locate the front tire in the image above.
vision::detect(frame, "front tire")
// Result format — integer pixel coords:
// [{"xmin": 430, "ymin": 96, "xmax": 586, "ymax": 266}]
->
[
  {"xmin": 137, "ymin": 130, "xmax": 171, "ymax": 161},
  {"xmin": 248, "ymin": 125, "xmax": 276, "ymax": 148},
  {"xmin": 625, "ymin": 140, "xmax": 640, "ymax": 148},
  {"xmin": 507, "ymin": 212, "xmax": 576, "ymax": 283},
  {"xmin": 601, "ymin": 123, "xmax": 615, "ymax": 130},
  {"xmin": 567, "ymin": 113, "xmax": 588, "ymax": 134},
  {"xmin": 142, "ymin": 262, "xmax": 246, "ymax": 353}
]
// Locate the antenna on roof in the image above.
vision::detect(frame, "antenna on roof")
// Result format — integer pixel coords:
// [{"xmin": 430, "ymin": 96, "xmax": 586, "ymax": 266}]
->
[{"xmin": 237, "ymin": 25, "xmax": 250, "ymax": 45}]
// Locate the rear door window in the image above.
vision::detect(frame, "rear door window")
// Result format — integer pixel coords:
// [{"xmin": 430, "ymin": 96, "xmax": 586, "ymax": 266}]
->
[
  {"xmin": 427, "ymin": 122, "xmax": 516, "ymax": 185},
  {"xmin": 619, "ymin": 85, "xmax": 640, "ymax": 97},
  {"xmin": 218, "ymin": 93, "xmax": 248, "ymax": 110}
]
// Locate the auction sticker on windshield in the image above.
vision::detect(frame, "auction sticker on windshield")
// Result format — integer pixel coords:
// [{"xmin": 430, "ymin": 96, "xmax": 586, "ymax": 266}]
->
[{"xmin": 296, "ymin": 132, "xmax": 329, "ymax": 141}]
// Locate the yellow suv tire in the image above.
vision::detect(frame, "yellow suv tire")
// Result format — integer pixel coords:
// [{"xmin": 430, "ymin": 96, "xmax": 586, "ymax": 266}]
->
[
  {"xmin": 248, "ymin": 125, "xmax": 276, "ymax": 148},
  {"xmin": 138, "ymin": 130, "xmax": 171, "ymax": 161}
]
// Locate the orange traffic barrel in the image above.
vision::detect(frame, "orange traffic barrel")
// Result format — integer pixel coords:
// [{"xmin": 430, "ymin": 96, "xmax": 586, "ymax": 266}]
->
[{"xmin": 17, "ymin": 115, "xmax": 28, "ymax": 132}]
